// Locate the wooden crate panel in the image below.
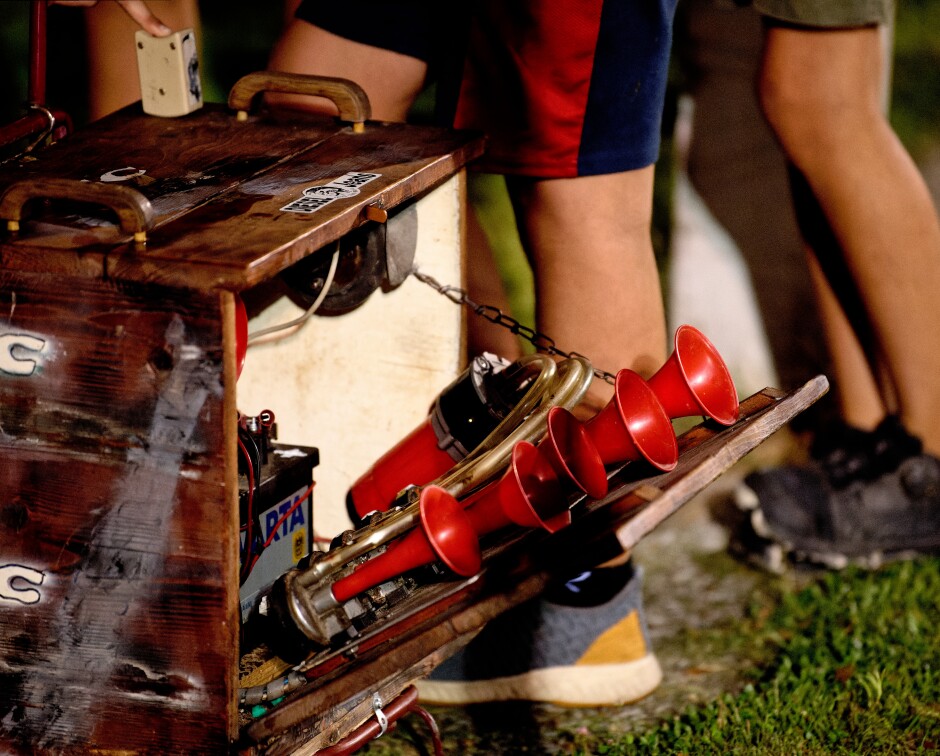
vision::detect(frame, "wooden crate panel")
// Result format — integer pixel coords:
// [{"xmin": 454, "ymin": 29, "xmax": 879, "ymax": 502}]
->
[
  {"xmin": 0, "ymin": 105, "xmax": 339, "ymax": 223},
  {"xmin": 0, "ymin": 273, "xmax": 236, "ymax": 754}
]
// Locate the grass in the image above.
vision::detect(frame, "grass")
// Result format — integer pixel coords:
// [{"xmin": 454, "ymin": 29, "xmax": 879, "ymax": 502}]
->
[{"xmin": 584, "ymin": 558, "xmax": 940, "ymax": 755}]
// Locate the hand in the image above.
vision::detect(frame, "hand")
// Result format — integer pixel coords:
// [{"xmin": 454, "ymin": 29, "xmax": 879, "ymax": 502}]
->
[{"xmin": 51, "ymin": 1, "xmax": 172, "ymax": 37}]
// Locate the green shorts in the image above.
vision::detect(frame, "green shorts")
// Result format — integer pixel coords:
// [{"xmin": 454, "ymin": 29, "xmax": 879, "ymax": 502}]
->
[{"xmin": 750, "ymin": 0, "xmax": 894, "ymax": 27}]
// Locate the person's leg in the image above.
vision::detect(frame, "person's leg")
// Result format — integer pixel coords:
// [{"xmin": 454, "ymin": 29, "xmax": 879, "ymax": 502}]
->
[
  {"xmin": 508, "ymin": 169, "xmax": 667, "ymax": 414},
  {"xmin": 805, "ymin": 251, "xmax": 886, "ymax": 431},
  {"xmin": 268, "ymin": 20, "xmax": 426, "ymax": 121},
  {"xmin": 464, "ymin": 206, "xmax": 526, "ymax": 362},
  {"xmin": 759, "ymin": 24, "xmax": 940, "ymax": 455}
]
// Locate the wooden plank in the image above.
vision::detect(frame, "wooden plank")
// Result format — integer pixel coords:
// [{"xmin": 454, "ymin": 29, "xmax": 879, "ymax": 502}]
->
[
  {"xmin": 238, "ymin": 376, "xmax": 829, "ymax": 753},
  {"xmin": 0, "ymin": 110, "xmax": 483, "ymax": 291},
  {"xmin": 103, "ymin": 121, "xmax": 482, "ymax": 290},
  {"xmin": 0, "ymin": 104, "xmax": 340, "ymax": 224},
  {"xmin": 0, "ymin": 272, "xmax": 237, "ymax": 755}
]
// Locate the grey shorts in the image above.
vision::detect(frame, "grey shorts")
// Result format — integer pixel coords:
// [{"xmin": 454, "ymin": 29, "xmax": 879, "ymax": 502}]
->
[{"xmin": 749, "ymin": 0, "xmax": 894, "ymax": 27}]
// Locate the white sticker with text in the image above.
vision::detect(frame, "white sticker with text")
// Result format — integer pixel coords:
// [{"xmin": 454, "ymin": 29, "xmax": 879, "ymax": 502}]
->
[{"xmin": 281, "ymin": 172, "xmax": 381, "ymax": 214}]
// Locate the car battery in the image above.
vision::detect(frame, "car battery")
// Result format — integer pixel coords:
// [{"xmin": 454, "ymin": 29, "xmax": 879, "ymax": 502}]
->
[{"xmin": 239, "ymin": 442, "xmax": 319, "ymax": 623}]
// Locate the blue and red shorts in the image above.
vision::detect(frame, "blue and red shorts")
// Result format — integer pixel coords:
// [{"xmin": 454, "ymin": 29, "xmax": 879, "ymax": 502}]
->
[{"xmin": 295, "ymin": 1, "xmax": 678, "ymax": 179}]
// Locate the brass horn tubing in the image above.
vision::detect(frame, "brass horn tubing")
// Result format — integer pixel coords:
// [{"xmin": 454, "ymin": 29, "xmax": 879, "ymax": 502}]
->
[
  {"xmin": 436, "ymin": 355, "xmax": 594, "ymax": 498},
  {"xmin": 454, "ymin": 354, "xmax": 557, "ymax": 467},
  {"xmin": 289, "ymin": 355, "xmax": 588, "ymax": 598},
  {"xmin": 292, "ymin": 356, "xmax": 558, "ymax": 593},
  {"xmin": 293, "ymin": 498, "xmax": 419, "ymax": 593}
]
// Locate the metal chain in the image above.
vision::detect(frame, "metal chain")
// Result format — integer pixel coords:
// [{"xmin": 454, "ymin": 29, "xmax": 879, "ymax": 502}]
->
[{"xmin": 412, "ymin": 269, "xmax": 616, "ymax": 385}]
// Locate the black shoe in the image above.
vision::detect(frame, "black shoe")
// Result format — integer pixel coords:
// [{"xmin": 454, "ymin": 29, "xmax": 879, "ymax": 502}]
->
[
  {"xmin": 737, "ymin": 451, "xmax": 940, "ymax": 570},
  {"xmin": 811, "ymin": 414, "xmax": 922, "ymax": 489}
]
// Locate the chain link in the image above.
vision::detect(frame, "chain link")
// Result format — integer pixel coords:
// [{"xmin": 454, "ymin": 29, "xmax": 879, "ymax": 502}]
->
[{"xmin": 413, "ymin": 269, "xmax": 616, "ymax": 385}]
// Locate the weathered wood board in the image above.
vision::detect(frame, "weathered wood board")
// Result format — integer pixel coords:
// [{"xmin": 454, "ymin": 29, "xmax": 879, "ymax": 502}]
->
[
  {"xmin": 0, "ymin": 104, "xmax": 482, "ymax": 291},
  {"xmin": 0, "ymin": 272, "xmax": 237, "ymax": 754}
]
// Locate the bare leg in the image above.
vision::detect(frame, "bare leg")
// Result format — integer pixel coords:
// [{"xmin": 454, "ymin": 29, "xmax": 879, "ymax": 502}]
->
[
  {"xmin": 508, "ymin": 168, "xmax": 667, "ymax": 413},
  {"xmin": 805, "ymin": 251, "xmax": 886, "ymax": 430},
  {"xmin": 268, "ymin": 21, "xmax": 426, "ymax": 121},
  {"xmin": 465, "ymin": 207, "xmax": 525, "ymax": 362},
  {"xmin": 760, "ymin": 25, "xmax": 940, "ymax": 455}
]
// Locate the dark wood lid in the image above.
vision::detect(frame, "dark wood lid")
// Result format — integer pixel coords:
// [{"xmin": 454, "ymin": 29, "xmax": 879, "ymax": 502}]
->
[{"xmin": 0, "ymin": 103, "xmax": 483, "ymax": 291}]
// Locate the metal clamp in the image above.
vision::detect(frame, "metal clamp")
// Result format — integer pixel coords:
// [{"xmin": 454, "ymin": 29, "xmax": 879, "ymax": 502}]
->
[{"xmin": 371, "ymin": 692, "xmax": 389, "ymax": 737}]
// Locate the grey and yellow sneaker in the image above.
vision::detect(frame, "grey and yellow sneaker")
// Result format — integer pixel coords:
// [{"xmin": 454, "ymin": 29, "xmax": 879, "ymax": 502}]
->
[{"xmin": 416, "ymin": 562, "xmax": 662, "ymax": 707}]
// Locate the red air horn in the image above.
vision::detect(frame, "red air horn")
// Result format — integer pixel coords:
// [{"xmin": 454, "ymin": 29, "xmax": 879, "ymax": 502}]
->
[
  {"xmin": 235, "ymin": 294, "xmax": 248, "ymax": 379},
  {"xmin": 331, "ymin": 486, "xmax": 482, "ymax": 604},
  {"xmin": 333, "ymin": 429, "xmax": 602, "ymax": 603},
  {"xmin": 460, "ymin": 409, "xmax": 609, "ymax": 541},
  {"xmin": 348, "ymin": 355, "xmax": 511, "ymax": 521},
  {"xmin": 585, "ymin": 369, "xmax": 678, "ymax": 471},
  {"xmin": 647, "ymin": 325, "xmax": 739, "ymax": 426},
  {"xmin": 463, "ymin": 439, "xmax": 574, "ymax": 535},
  {"xmin": 348, "ymin": 421, "xmax": 457, "ymax": 521},
  {"xmin": 538, "ymin": 407, "xmax": 609, "ymax": 499}
]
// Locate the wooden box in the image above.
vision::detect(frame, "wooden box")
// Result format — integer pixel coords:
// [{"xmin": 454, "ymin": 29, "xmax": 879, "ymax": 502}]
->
[{"xmin": 0, "ymin": 78, "xmax": 482, "ymax": 754}]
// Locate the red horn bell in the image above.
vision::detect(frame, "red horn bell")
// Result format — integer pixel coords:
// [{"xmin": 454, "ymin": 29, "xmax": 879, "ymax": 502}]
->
[
  {"xmin": 235, "ymin": 294, "xmax": 248, "ymax": 379},
  {"xmin": 347, "ymin": 355, "xmax": 513, "ymax": 521},
  {"xmin": 331, "ymin": 486, "xmax": 481, "ymax": 603},
  {"xmin": 585, "ymin": 369, "xmax": 678, "ymax": 471},
  {"xmin": 647, "ymin": 325, "xmax": 739, "ymax": 426},
  {"xmin": 537, "ymin": 407, "xmax": 609, "ymax": 500},
  {"xmin": 464, "ymin": 441, "xmax": 571, "ymax": 535}
]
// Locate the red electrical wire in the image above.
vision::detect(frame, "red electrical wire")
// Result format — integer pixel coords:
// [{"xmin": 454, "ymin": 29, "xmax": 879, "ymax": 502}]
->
[{"xmin": 238, "ymin": 436, "xmax": 256, "ymax": 580}]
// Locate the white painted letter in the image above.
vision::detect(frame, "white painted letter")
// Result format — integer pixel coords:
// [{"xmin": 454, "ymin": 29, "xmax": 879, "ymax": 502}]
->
[
  {"xmin": 0, "ymin": 564, "xmax": 45, "ymax": 605},
  {"xmin": 0, "ymin": 334, "xmax": 46, "ymax": 376}
]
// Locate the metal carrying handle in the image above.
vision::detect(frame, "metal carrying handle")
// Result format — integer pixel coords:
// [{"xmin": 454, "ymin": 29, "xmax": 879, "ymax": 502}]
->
[
  {"xmin": 0, "ymin": 178, "xmax": 155, "ymax": 242},
  {"xmin": 228, "ymin": 71, "xmax": 371, "ymax": 131}
]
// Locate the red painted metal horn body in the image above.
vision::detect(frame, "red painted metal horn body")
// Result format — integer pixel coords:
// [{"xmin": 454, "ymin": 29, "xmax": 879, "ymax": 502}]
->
[
  {"xmin": 585, "ymin": 369, "xmax": 678, "ymax": 470},
  {"xmin": 537, "ymin": 407, "xmax": 608, "ymax": 499},
  {"xmin": 348, "ymin": 420, "xmax": 455, "ymax": 521},
  {"xmin": 234, "ymin": 294, "xmax": 248, "ymax": 379},
  {"xmin": 464, "ymin": 440, "xmax": 571, "ymax": 535},
  {"xmin": 331, "ymin": 486, "xmax": 481, "ymax": 603},
  {"xmin": 347, "ymin": 357, "xmax": 509, "ymax": 520},
  {"xmin": 647, "ymin": 325, "xmax": 739, "ymax": 426}
]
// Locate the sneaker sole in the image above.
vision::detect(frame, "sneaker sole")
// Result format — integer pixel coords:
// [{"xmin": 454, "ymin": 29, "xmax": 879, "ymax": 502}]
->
[
  {"xmin": 749, "ymin": 502, "xmax": 935, "ymax": 571},
  {"xmin": 415, "ymin": 653, "xmax": 663, "ymax": 707}
]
